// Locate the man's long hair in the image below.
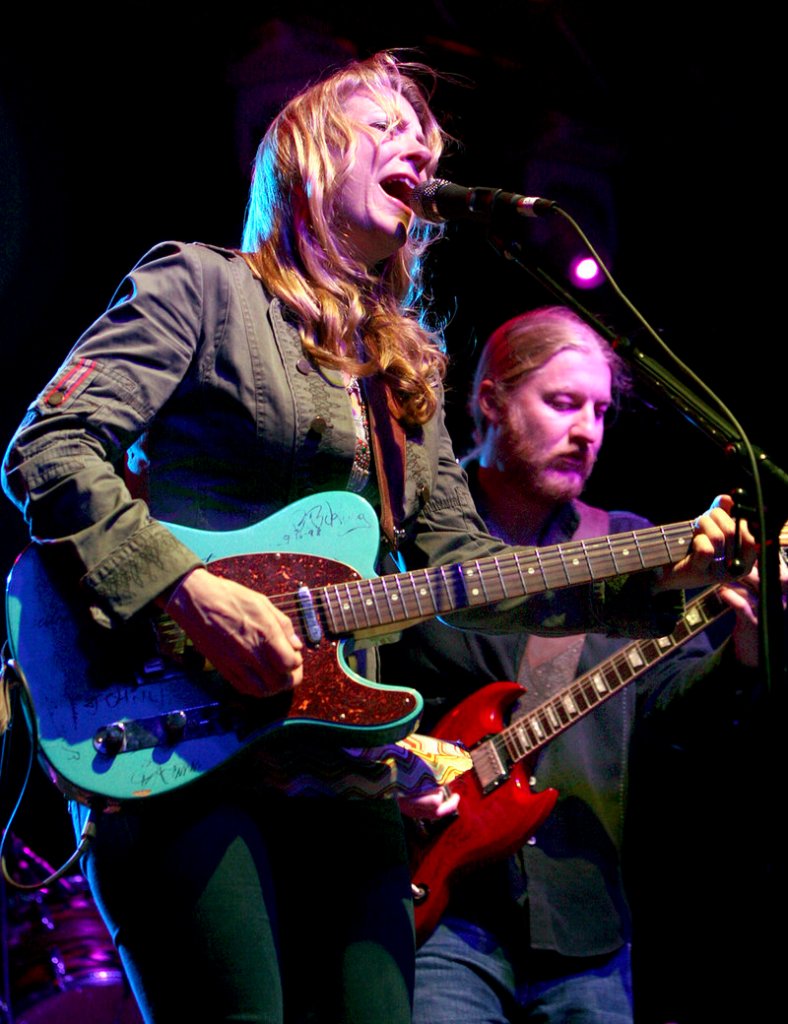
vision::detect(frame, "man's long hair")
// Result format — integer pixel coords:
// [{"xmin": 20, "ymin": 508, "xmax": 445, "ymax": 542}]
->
[
  {"xmin": 241, "ymin": 51, "xmax": 448, "ymax": 426},
  {"xmin": 470, "ymin": 306, "xmax": 632, "ymax": 447}
]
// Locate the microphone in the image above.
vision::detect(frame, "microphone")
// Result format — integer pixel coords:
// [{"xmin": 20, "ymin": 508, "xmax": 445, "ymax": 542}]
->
[{"xmin": 409, "ymin": 178, "xmax": 557, "ymax": 225}]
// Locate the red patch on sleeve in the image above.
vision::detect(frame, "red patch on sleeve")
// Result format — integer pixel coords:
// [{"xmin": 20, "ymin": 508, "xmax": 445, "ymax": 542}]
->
[{"xmin": 44, "ymin": 358, "xmax": 98, "ymax": 406}]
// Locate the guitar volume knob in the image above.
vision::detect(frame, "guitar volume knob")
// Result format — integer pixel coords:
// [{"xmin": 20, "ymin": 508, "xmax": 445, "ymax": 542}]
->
[
  {"xmin": 93, "ymin": 722, "xmax": 127, "ymax": 756},
  {"xmin": 163, "ymin": 710, "xmax": 188, "ymax": 742}
]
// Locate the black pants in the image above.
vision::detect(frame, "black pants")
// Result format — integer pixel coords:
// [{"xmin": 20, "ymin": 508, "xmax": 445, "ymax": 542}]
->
[{"xmin": 74, "ymin": 787, "xmax": 415, "ymax": 1023}]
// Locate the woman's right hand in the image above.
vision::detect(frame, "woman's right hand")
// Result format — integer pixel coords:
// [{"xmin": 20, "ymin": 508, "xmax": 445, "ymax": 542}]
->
[{"xmin": 160, "ymin": 567, "xmax": 304, "ymax": 697}]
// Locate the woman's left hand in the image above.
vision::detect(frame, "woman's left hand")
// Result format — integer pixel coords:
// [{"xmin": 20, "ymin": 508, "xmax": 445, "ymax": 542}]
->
[{"xmin": 654, "ymin": 493, "xmax": 757, "ymax": 591}]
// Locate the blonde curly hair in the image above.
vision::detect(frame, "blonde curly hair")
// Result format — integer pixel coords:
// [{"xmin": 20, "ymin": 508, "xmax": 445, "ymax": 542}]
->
[{"xmin": 241, "ymin": 51, "xmax": 449, "ymax": 426}]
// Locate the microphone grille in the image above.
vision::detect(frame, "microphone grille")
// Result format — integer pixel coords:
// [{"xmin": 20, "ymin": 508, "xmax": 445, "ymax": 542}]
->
[{"xmin": 409, "ymin": 178, "xmax": 451, "ymax": 223}]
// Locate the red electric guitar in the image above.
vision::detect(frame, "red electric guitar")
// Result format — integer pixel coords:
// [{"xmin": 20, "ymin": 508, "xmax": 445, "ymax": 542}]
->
[{"xmin": 409, "ymin": 583, "xmax": 741, "ymax": 945}]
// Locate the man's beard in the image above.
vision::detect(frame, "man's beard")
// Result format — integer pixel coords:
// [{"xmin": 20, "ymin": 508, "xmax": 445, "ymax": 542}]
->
[{"xmin": 509, "ymin": 445, "xmax": 595, "ymax": 507}]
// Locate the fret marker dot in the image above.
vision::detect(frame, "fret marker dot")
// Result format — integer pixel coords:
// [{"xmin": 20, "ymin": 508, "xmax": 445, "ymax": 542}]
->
[
  {"xmin": 391, "ymin": 594, "xmax": 399, "ymax": 602},
  {"xmin": 527, "ymin": 567, "xmax": 535, "ymax": 574},
  {"xmin": 622, "ymin": 548, "xmax": 630, "ymax": 556}
]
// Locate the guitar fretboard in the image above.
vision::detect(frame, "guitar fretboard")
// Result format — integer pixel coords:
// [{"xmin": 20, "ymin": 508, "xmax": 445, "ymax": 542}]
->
[
  {"xmin": 471, "ymin": 586, "xmax": 731, "ymax": 792},
  {"xmin": 317, "ymin": 520, "xmax": 696, "ymax": 636}
]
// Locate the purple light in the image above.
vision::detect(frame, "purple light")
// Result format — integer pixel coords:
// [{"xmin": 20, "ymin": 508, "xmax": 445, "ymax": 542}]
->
[{"xmin": 570, "ymin": 256, "xmax": 602, "ymax": 289}]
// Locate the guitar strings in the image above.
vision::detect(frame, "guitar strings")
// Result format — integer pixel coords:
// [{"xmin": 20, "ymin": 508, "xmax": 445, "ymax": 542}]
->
[
  {"xmin": 494, "ymin": 585, "xmax": 730, "ymax": 762},
  {"xmin": 258, "ymin": 520, "xmax": 696, "ymax": 636}
]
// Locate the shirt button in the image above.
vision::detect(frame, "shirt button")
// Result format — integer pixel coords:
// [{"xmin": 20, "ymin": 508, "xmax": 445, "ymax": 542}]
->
[
  {"xmin": 309, "ymin": 416, "xmax": 329, "ymax": 435},
  {"xmin": 47, "ymin": 391, "xmax": 66, "ymax": 406},
  {"xmin": 416, "ymin": 484, "xmax": 430, "ymax": 504},
  {"xmin": 526, "ymin": 835, "xmax": 537, "ymax": 846}
]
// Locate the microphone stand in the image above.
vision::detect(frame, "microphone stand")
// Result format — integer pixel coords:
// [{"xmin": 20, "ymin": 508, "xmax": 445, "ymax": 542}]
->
[{"xmin": 484, "ymin": 224, "xmax": 788, "ymax": 703}]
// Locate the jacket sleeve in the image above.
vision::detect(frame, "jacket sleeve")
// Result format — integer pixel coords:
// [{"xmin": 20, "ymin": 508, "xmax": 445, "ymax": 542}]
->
[
  {"xmin": 397, "ymin": 404, "xmax": 683, "ymax": 639},
  {"xmin": 1, "ymin": 241, "xmax": 210, "ymax": 623}
]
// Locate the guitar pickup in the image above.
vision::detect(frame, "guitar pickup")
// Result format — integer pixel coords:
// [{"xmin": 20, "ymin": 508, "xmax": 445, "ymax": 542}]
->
[{"xmin": 471, "ymin": 743, "xmax": 509, "ymax": 794}]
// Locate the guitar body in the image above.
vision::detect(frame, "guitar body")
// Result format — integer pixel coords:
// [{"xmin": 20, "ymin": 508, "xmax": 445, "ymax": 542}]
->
[
  {"xmin": 5, "ymin": 490, "xmax": 706, "ymax": 810},
  {"xmin": 410, "ymin": 681, "xmax": 558, "ymax": 946},
  {"xmin": 4, "ymin": 492, "xmax": 423, "ymax": 806}
]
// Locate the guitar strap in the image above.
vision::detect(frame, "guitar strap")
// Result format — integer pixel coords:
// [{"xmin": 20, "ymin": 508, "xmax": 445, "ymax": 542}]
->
[
  {"xmin": 517, "ymin": 501, "xmax": 610, "ymax": 707},
  {"xmin": 364, "ymin": 377, "xmax": 407, "ymax": 552}
]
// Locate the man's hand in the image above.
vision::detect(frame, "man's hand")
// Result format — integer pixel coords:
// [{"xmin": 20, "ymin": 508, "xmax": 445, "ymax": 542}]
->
[
  {"xmin": 720, "ymin": 555, "xmax": 788, "ymax": 667},
  {"xmin": 399, "ymin": 787, "xmax": 461, "ymax": 821}
]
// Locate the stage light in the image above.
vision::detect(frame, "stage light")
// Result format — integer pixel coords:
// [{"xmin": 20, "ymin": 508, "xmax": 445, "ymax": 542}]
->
[{"xmin": 569, "ymin": 255, "xmax": 603, "ymax": 289}]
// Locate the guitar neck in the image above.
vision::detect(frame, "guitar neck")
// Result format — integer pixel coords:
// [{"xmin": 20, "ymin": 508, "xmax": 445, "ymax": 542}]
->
[
  {"xmin": 317, "ymin": 520, "xmax": 697, "ymax": 637},
  {"xmin": 472, "ymin": 585, "xmax": 731, "ymax": 790}
]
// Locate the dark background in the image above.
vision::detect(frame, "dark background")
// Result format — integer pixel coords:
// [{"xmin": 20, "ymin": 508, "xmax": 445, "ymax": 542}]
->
[{"xmin": 1, "ymin": 6, "xmax": 780, "ymax": 1021}]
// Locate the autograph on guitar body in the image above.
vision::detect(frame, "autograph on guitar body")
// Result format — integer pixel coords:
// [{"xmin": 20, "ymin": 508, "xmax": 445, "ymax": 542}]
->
[
  {"xmin": 5, "ymin": 491, "xmax": 698, "ymax": 807},
  {"xmin": 410, "ymin": 585, "xmax": 740, "ymax": 946}
]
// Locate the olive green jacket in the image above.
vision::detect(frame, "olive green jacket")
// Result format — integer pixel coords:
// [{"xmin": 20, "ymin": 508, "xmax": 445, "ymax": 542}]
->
[{"xmin": 2, "ymin": 241, "xmax": 678, "ymax": 640}]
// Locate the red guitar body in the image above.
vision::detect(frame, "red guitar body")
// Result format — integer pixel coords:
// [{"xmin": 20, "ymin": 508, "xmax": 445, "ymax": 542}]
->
[{"xmin": 410, "ymin": 681, "xmax": 558, "ymax": 946}]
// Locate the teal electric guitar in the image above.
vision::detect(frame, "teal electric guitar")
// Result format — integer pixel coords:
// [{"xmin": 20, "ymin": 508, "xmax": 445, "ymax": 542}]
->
[{"xmin": 4, "ymin": 491, "xmax": 699, "ymax": 806}]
